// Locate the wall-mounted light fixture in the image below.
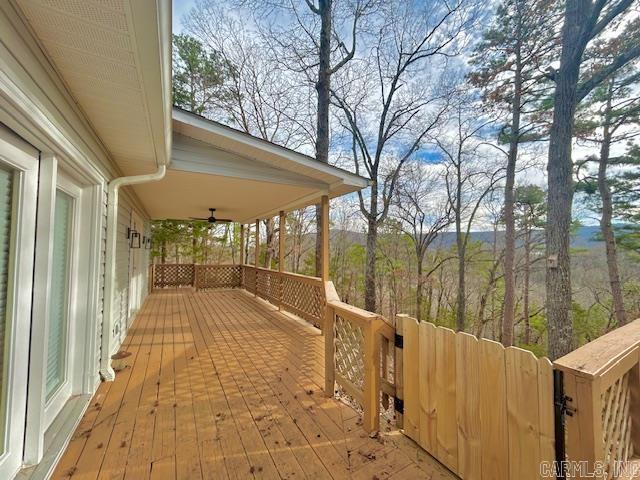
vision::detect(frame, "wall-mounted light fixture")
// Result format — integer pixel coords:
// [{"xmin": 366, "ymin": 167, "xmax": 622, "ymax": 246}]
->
[
  {"xmin": 145, "ymin": 236, "xmax": 152, "ymax": 250},
  {"xmin": 129, "ymin": 229, "xmax": 141, "ymax": 249}
]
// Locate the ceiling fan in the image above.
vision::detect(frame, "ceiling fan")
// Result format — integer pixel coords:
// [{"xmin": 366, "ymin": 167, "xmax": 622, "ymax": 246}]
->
[{"xmin": 190, "ymin": 208, "xmax": 232, "ymax": 224}]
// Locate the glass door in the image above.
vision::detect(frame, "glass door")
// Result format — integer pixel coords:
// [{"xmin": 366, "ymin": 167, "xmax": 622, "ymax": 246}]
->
[{"xmin": 0, "ymin": 126, "xmax": 38, "ymax": 479}]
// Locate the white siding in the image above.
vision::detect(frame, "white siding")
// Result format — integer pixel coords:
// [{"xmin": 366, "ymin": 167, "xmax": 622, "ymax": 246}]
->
[
  {"xmin": 111, "ymin": 190, "xmax": 151, "ymax": 353},
  {"xmin": 95, "ymin": 187, "xmax": 107, "ymax": 376}
]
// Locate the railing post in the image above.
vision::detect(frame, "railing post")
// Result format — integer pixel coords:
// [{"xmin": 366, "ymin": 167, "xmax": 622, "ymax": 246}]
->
[
  {"xmin": 194, "ymin": 265, "xmax": 199, "ymax": 290},
  {"xmin": 324, "ymin": 304, "xmax": 335, "ymax": 397},
  {"xmin": 395, "ymin": 314, "xmax": 406, "ymax": 429},
  {"xmin": 562, "ymin": 371, "xmax": 603, "ymax": 477},
  {"xmin": 255, "ymin": 219, "xmax": 260, "ymax": 268},
  {"xmin": 320, "ymin": 195, "xmax": 329, "ymax": 282},
  {"xmin": 278, "ymin": 211, "xmax": 285, "ymax": 310},
  {"xmin": 239, "ymin": 224, "xmax": 245, "ymax": 266},
  {"xmin": 362, "ymin": 319, "xmax": 381, "ymax": 432},
  {"xmin": 630, "ymin": 363, "xmax": 640, "ymax": 454}
]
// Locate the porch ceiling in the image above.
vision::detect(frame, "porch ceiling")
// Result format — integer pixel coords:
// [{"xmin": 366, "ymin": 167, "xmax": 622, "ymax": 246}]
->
[
  {"xmin": 132, "ymin": 109, "xmax": 370, "ymax": 223},
  {"xmin": 14, "ymin": 0, "xmax": 172, "ymax": 174}
]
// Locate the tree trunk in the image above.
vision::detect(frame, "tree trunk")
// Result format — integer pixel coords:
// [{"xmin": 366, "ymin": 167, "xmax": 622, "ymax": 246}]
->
[
  {"xmin": 524, "ymin": 221, "xmax": 532, "ymax": 344},
  {"xmin": 598, "ymin": 89, "xmax": 627, "ymax": 327},
  {"xmin": 314, "ymin": 0, "xmax": 332, "ymax": 277},
  {"xmin": 546, "ymin": 0, "xmax": 585, "ymax": 360},
  {"xmin": 364, "ymin": 181, "xmax": 378, "ymax": 312},
  {"xmin": 436, "ymin": 267, "xmax": 444, "ymax": 321},
  {"xmin": 455, "ymin": 167, "xmax": 465, "ymax": 331},
  {"xmin": 416, "ymin": 255, "xmax": 424, "ymax": 321},
  {"xmin": 502, "ymin": 14, "xmax": 523, "ymax": 347},
  {"xmin": 364, "ymin": 217, "xmax": 378, "ymax": 312},
  {"xmin": 456, "ymin": 232, "xmax": 466, "ymax": 331},
  {"xmin": 264, "ymin": 218, "xmax": 275, "ymax": 268},
  {"xmin": 425, "ymin": 280, "xmax": 433, "ymax": 322}
]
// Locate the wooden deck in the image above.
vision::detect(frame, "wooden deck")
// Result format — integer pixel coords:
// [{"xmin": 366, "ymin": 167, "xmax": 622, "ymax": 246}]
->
[{"xmin": 52, "ymin": 289, "xmax": 455, "ymax": 479}]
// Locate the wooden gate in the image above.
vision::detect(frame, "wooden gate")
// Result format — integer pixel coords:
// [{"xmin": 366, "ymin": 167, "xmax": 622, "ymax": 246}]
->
[{"xmin": 400, "ymin": 316, "xmax": 555, "ymax": 479}]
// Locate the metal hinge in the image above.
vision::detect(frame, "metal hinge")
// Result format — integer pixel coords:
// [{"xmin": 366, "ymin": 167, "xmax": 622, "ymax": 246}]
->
[
  {"xmin": 555, "ymin": 394, "xmax": 576, "ymax": 418},
  {"xmin": 394, "ymin": 397, "xmax": 404, "ymax": 414},
  {"xmin": 394, "ymin": 333, "xmax": 403, "ymax": 349}
]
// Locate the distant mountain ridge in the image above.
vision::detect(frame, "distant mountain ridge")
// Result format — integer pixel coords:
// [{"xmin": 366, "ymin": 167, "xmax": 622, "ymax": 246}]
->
[{"xmin": 330, "ymin": 226, "xmax": 604, "ymax": 249}]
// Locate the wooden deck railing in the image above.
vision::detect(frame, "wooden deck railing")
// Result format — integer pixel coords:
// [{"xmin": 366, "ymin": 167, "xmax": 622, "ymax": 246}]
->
[
  {"xmin": 323, "ymin": 281, "xmax": 395, "ymax": 432},
  {"xmin": 152, "ymin": 263, "xmax": 196, "ymax": 288},
  {"xmin": 555, "ymin": 319, "xmax": 640, "ymax": 479},
  {"xmin": 195, "ymin": 264, "xmax": 242, "ymax": 289},
  {"xmin": 241, "ymin": 266, "xmax": 325, "ymax": 327},
  {"xmin": 151, "ymin": 264, "xmax": 242, "ymax": 289}
]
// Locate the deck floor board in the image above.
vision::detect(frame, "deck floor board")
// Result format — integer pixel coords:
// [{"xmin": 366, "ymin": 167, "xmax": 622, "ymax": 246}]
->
[{"xmin": 52, "ymin": 289, "xmax": 454, "ymax": 479}]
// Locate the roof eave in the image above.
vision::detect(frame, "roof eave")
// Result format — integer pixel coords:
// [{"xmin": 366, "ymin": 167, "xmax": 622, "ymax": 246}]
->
[{"xmin": 172, "ymin": 107, "xmax": 370, "ymax": 188}]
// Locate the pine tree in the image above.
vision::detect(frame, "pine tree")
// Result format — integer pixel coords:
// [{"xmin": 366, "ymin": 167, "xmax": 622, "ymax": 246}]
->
[
  {"xmin": 172, "ymin": 34, "xmax": 228, "ymax": 115},
  {"xmin": 469, "ymin": 0, "xmax": 559, "ymax": 346}
]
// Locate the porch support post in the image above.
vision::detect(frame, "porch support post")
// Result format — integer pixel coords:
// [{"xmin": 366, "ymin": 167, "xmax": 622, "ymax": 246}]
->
[
  {"xmin": 255, "ymin": 219, "xmax": 260, "ymax": 267},
  {"xmin": 320, "ymin": 195, "xmax": 330, "ymax": 281},
  {"xmin": 239, "ymin": 224, "xmax": 245, "ymax": 265},
  {"xmin": 278, "ymin": 211, "xmax": 286, "ymax": 310},
  {"xmin": 279, "ymin": 211, "xmax": 286, "ymax": 273}
]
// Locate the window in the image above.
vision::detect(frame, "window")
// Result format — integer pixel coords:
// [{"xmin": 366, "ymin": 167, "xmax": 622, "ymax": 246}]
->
[{"xmin": 45, "ymin": 190, "xmax": 73, "ymax": 399}]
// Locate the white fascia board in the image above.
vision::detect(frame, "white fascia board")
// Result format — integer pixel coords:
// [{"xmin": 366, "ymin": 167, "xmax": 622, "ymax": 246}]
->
[
  {"xmin": 129, "ymin": 0, "xmax": 172, "ymax": 167},
  {"xmin": 173, "ymin": 108, "xmax": 370, "ymax": 188},
  {"xmin": 171, "ymin": 136, "xmax": 330, "ymax": 189}
]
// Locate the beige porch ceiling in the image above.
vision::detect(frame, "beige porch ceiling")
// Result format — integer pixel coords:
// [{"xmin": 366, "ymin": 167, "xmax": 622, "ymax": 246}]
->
[
  {"xmin": 133, "ymin": 109, "xmax": 370, "ymax": 223},
  {"xmin": 14, "ymin": 0, "xmax": 172, "ymax": 173}
]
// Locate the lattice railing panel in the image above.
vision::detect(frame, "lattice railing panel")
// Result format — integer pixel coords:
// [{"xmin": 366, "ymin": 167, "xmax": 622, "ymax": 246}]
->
[
  {"xmin": 602, "ymin": 371, "xmax": 633, "ymax": 479},
  {"xmin": 281, "ymin": 275, "xmax": 324, "ymax": 327},
  {"xmin": 153, "ymin": 264, "xmax": 195, "ymax": 288},
  {"xmin": 195, "ymin": 265, "xmax": 241, "ymax": 289},
  {"xmin": 334, "ymin": 314, "xmax": 365, "ymax": 392},
  {"xmin": 256, "ymin": 270, "xmax": 280, "ymax": 303},
  {"xmin": 243, "ymin": 266, "xmax": 257, "ymax": 294}
]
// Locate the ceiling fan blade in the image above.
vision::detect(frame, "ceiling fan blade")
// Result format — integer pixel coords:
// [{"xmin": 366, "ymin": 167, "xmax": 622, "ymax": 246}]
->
[
  {"xmin": 189, "ymin": 217, "xmax": 209, "ymax": 221},
  {"xmin": 216, "ymin": 219, "xmax": 233, "ymax": 223}
]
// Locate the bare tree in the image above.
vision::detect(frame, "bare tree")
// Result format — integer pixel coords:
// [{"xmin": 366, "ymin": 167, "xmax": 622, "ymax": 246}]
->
[
  {"xmin": 437, "ymin": 101, "xmax": 506, "ymax": 331},
  {"xmin": 227, "ymin": 0, "xmax": 379, "ymax": 275},
  {"xmin": 332, "ymin": 0, "xmax": 479, "ymax": 312},
  {"xmin": 184, "ymin": 4, "xmax": 315, "ymax": 149},
  {"xmin": 393, "ymin": 161, "xmax": 453, "ymax": 321}
]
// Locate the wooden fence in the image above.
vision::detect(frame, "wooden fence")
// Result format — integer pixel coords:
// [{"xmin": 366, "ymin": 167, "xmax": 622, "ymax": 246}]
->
[{"xmin": 399, "ymin": 315, "xmax": 555, "ymax": 480}]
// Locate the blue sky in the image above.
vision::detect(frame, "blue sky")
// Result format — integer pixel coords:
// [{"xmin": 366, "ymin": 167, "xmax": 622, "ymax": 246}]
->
[{"xmin": 173, "ymin": 0, "xmax": 195, "ymax": 33}]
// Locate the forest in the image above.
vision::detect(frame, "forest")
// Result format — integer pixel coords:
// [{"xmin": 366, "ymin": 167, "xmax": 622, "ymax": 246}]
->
[{"xmin": 154, "ymin": 0, "xmax": 640, "ymax": 360}]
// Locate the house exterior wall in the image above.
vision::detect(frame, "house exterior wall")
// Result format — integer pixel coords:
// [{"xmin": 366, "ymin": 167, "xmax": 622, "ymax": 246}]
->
[{"xmin": 0, "ymin": 3, "xmax": 155, "ymax": 477}]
